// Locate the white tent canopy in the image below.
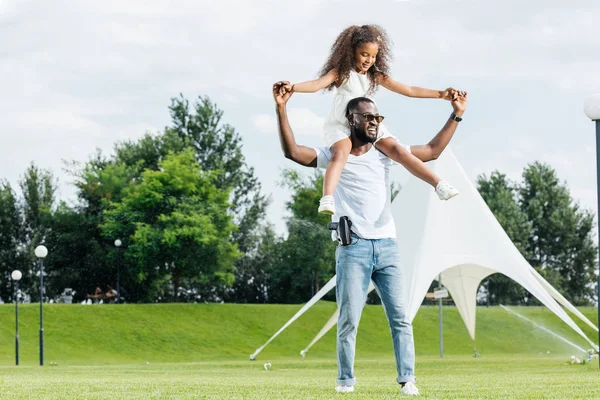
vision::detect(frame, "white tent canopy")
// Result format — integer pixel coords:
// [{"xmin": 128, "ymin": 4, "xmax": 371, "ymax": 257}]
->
[{"xmin": 250, "ymin": 149, "xmax": 598, "ymax": 360}]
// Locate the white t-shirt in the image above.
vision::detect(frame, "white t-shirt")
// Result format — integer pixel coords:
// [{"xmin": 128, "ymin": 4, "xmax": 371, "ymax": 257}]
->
[{"xmin": 315, "ymin": 143, "xmax": 411, "ymax": 240}]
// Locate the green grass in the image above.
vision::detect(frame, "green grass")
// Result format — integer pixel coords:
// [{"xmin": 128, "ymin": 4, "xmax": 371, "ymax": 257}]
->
[
  {"xmin": 0, "ymin": 357, "xmax": 599, "ymax": 399},
  {"xmin": 0, "ymin": 303, "xmax": 598, "ymax": 398},
  {"xmin": 0, "ymin": 303, "xmax": 597, "ymax": 366}
]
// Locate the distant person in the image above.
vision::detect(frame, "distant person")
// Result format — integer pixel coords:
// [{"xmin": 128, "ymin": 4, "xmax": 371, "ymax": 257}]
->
[{"xmin": 87, "ymin": 285, "xmax": 117, "ymax": 303}]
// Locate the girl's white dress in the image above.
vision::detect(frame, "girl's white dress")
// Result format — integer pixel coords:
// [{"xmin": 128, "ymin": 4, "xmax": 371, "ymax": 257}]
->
[{"xmin": 323, "ymin": 69, "xmax": 392, "ymax": 147}]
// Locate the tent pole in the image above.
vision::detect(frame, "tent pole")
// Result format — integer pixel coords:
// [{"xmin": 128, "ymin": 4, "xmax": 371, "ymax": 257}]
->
[{"xmin": 439, "ymin": 274, "xmax": 443, "ymax": 359}]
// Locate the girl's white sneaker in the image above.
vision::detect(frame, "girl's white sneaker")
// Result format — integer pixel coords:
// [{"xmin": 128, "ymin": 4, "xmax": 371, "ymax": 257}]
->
[
  {"xmin": 318, "ymin": 195, "xmax": 336, "ymax": 214},
  {"xmin": 435, "ymin": 181, "xmax": 459, "ymax": 201}
]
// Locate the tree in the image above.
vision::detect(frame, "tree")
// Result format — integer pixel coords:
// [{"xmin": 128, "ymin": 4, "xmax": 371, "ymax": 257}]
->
[
  {"xmin": 43, "ymin": 202, "xmax": 111, "ymax": 301},
  {"xmin": 224, "ymin": 227, "xmax": 280, "ymax": 303},
  {"xmin": 167, "ymin": 96, "xmax": 269, "ymax": 254},
  {"xmin": 101, "ymin": 149, "xmax": 240, "ymax": 302},
  {"xmin": 477, "ymin": 172, "xmax": 532, "ymax": 305},
  {"xmin": 263, "ymin": 169, "xmax": 336, "ymax": 303},
  {"xmin": 476, "ymin": 164, "xmax": 597, "ymax": 306},
  {"xmin": 20, "ymin": 163, "xmax": 56, "ymax": 245},
  {"xmin": 519, "ymin": 162, "xmax": 597, "ymax": 305},
  {"xmin": 61, "ymin": 153, "xmax": 142, "ymax": 301},
  {"xmin": 0, "ymin": 181, "xmax": 24, "ymax": 302},
  {"xmin": 110, "ymin": 96, "xmax": 269, "ymax": 301},
  {"xmin": 18, "ymin": 164, "xmax": 57, "ymax": 300},
  {"xmin": 61, "ymin": 95, "xmax": 268, "ymax": 302}
]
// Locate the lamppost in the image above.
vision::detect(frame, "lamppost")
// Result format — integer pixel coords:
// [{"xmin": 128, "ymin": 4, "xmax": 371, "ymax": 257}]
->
[
  {"xmin": 35, "ymin": 245, "xmax": 48, "ymax": 366},
  {"xmin": 438, "ymin": 274, "xmax": 443, "ymax": 359},
  {"xmin": 11, "ymin": 270, "xmax": 22, "ymax": 366},
  {"xmin": 584, "ymin": 94, "xmax": 600, "ymax": 370},
  {"xmin": 114, "ymin": 239, "xmax": 122, "ymax": 304}
]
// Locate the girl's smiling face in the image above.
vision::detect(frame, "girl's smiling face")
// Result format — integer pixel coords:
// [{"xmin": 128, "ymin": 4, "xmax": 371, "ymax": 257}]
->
[{"xmin": 353, "ymin": 42, "xmax": 379, "ymax": 74}]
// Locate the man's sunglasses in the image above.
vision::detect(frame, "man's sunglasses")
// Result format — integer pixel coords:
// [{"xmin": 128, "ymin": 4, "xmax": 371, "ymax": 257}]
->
[{"xmin": 351, "ymin": 113, "xmax": 385, "ymax": 123}]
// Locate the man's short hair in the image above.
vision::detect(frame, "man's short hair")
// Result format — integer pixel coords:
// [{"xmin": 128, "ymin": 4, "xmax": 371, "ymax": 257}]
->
[{"xmin": 345, "ymin": 97, "xmax": 375, "ymax": 118}]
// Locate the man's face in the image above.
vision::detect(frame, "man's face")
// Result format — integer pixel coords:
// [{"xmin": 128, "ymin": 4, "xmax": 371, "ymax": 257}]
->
[{"xmin": 349, "ymin": 101, "xmax": 381, "ymax": 144}]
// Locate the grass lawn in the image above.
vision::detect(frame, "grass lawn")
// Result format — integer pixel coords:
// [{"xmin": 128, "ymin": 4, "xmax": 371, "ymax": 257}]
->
[
  {"xmin": 0, "ymin": 303, "xmax": 597, "ymax": 398},
  {"xmin": 0, "ymin": 356, "xmax": 599, "ymax": 399}
]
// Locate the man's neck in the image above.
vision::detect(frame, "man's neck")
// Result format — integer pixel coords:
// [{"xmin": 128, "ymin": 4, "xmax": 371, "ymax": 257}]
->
[{"xmin": 349, "ymin": 136, "xmax": 374, "ymax": 156}]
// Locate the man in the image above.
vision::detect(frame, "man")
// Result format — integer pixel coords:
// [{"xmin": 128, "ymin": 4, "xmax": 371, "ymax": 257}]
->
[{"xmin": 273, "ymin": 81, "xmax": 467, "ymax": 396}]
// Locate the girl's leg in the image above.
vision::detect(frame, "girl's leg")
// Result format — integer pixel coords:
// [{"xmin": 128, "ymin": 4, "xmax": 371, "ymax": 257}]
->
[
  {"xmin": 376, "ymin": 137, "xmax": 458, "ymax": 200},
  {"xmin": 319, "ymin": 138, "xmax": 352, "ymax": 214},
  {"xmin": 376, "ymin": 138, "xmax": 440, "ymax": 187}
]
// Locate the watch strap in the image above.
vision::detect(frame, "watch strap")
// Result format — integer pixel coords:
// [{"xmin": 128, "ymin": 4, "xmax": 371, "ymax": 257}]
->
[{"xmin": 450, "ymin": 113, "xmax": 463, "ymax": 122}]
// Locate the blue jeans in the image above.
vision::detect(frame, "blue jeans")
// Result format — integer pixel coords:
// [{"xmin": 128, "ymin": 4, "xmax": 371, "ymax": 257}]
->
[{"xmin": 336, "ymin": 234, "xmax": 415, "ymax": 386}]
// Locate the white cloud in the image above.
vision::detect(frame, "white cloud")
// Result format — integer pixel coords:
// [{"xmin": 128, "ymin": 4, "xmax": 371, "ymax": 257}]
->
[
  {"xmin": 251, "ymin": 114, "xmax": 276, "ymax": 135},
  {"xmin": 251, "ymin": 108, "xmax": 325, "ymax": 137},
  {"xmin": 2, "ymin": 0, "xmax": 600, "ymax": 235}
]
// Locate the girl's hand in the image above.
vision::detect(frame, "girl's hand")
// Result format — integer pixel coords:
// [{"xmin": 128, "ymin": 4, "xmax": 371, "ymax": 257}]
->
[
  {"xmin": 273, "ymin": 81, "xmax": 290, "ymax": 96},
  {"xmin": 441, "ymin": 88, "xmax": 467, "ymax": 101},
  {"xmin": 283, "ymin": 82, "xmax": 294, "ymax": 94},
  {"xmin": 275, "ymin": 82, "xmax": 294, "ymax": 96}
]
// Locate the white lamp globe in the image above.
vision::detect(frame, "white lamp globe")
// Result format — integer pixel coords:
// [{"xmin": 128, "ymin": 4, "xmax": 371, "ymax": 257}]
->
[
  {"xmin": 114, "ymin": 239, "xmax": 122, "ymax": 247},
  {"xmin": 35, "ymin": 245, "xmax": 48, "ymax": 259},
  {"xmin": 11, "ymin": 270, "xmax": 22, "ymax": 281},
  {"xmin": 584, "ymin": 94, "xmax": 600, "ymax": 120}
]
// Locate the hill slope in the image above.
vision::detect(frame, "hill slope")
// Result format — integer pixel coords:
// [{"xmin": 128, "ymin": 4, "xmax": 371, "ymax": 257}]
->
[{"xmin": 0, "ymin": 303, "xmax": 596, "ymax": 366}]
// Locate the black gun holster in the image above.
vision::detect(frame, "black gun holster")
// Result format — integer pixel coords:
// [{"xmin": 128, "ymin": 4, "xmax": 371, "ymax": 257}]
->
[{"xmin": 328, "ymin": 216, "xmax": 353, "ymax": 246}]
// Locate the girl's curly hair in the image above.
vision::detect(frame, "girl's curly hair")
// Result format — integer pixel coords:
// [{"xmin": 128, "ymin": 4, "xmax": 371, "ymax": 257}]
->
[{"xmin": 318, "ymin": 25, "xmax": 392, "ymax": 95}]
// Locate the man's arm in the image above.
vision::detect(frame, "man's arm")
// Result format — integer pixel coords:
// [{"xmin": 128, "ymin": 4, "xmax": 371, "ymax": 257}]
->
[
  {"xmin": 273, "ymin": 81, "xmax": 318, "ymax": 167},
  {"xmin": 410, "ymin": 94, "xmax": 467, "ymax": 162}
]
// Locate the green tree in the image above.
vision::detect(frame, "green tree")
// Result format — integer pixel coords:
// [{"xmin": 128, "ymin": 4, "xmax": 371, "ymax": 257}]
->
[
  {"xmin": 167, "ymin": 96, "xmax": 269, "ymax": 254},
  {"xmin": 61, "ymin": 153, "xmax": 142, "ymax": 301},
  {"xmin": 519, "ymin": 162, "xmax": 597, "ymax": 305},
  {"xmin": 20, "ymin": 163, "xmax": 56, "ymax": 245},
  {"xmin": 476, "ymin": 164, "xmax": 597, "ymax": 306},
  {"xmin": 109, "ymin": 96, "xmax": 269, "ymax": 302},
  {"xmin": 264, "ymin": 169, "xmax": 336, "ymax": 303},
  {"xmin": 62, "ymin": 95, "xmax": 267, "ymax": 302},
  {"xmin": 477, "ymin": 172, "xmax": 533, "ymax": 305},
  {"xmin": 43, "ymin": 203, "xmax": 112, "ymax": 301},
  {"xmin": 19, "ymin": 164, "xmax": 57, "ymax": 300},
  {"xmin": 224, "ymin": 227, "xmax": 280, "ymax": 303},
  {"xmin": 0, "ymin": 181, "xmax": 24, "ymax": 302},
  {"xmin": 101, "ymin": 149, "xmax": 240, "ymax": 302}
]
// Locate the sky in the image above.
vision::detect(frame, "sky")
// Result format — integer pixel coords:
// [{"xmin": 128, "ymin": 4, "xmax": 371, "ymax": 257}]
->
[{"xmin": 1, "ymin": 0, "xmax": 600, "ymax": 236}]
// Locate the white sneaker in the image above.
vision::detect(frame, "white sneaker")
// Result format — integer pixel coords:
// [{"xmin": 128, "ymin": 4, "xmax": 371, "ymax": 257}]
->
[
  {"xmin": 335, "ymin": 385, "xmax": 355, "ymax": 393},
  {"xmin": 435, "ymin": 180, "xmax": 459, "ymax": 201},
  {"xmin": 400, "ymin": 381, "xmax": 419, "ymax": 396},
  {"xmin": 318, "ymin": 195, "xmax": 336, "ymax": 214}
]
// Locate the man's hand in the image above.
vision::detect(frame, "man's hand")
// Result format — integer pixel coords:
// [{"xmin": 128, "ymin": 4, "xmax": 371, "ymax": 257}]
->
[
  {"xmin": 441, "ymin": 87, "xmax": 467, "ymax": 101},
  {"xmin": 273, "ymin": 81, "xmax": 293, "ymax": 106},
  {"xmin": 451, "ymin": 93, "xmax": 467, "ymax": 116}
]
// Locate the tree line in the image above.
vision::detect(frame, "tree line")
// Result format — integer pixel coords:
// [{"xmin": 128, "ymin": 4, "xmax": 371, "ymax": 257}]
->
[{"xmin": 0, "ymin": 95, "xmax": 596, "ymax": 305}]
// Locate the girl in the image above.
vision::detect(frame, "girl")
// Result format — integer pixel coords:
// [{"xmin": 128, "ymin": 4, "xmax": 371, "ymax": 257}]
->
[{"xmin": 281, "ymin": 24, "xmax": 464, "ymax": 214}]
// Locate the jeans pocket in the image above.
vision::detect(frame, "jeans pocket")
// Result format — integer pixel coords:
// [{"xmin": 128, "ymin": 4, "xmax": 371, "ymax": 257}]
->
[{"xmin": 338, "ymin": 233, "xmax": 361, "ymax": 247}]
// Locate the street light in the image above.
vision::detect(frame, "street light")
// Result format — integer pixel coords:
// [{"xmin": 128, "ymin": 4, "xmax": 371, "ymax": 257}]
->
[
  {"xmin": 114, "ymin": 239, "xmax": 122, "ymax": 304},
  {"xmin": 35, "ymin": 245, "xmax": 48, "ymax": 366},
  {"xmin": 584, "ymin": 94, "xmax": 600, "ymax": 370},
  {"xmin": 11, "ymin": 270, "xmax": 22, "ymax": 366}
]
